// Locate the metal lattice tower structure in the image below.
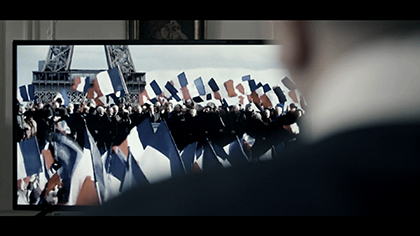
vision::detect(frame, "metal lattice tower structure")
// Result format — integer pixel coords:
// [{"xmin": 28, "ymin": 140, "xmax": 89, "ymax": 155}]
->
[
  {"xmin": 32, "ymin": 45, "xmax": 146, "ymax": 104},
  {"xmin": 43, "ymin": 45, "xmax": 74, "ymax": 72},
  {"xmin": 105, "ymin": 45, "xmax": 136, "ymax": 75}
]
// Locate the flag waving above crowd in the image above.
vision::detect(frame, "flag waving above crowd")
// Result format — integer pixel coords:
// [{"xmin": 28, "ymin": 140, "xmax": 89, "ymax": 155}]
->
[{"xmin": 135, "ymin": 71, "xmax": 305, "ymax": 112}]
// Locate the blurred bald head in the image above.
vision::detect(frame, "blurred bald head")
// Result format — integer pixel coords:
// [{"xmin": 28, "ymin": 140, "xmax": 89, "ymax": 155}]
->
[
  {"xmin": 276, "ymin": 21, "xmax": 420, "ymax": 97},
  {"xmin": 276, "ymin": 21, "xmax": 420, "ymax": 142}
]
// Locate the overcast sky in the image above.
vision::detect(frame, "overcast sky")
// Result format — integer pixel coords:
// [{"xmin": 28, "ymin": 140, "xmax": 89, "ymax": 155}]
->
[{"xmin": 17, "ymin": 44, "xmax": 289, "ymax": 90}]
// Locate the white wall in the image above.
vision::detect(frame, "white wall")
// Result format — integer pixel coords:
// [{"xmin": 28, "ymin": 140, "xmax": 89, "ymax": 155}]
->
[
  {"xmin": 206, "ymin": 20, "xmax": 275, "ymax": 39},
  {"xmin": 0, "ymin": 20, "xmax": 276, "ymax": 212}
]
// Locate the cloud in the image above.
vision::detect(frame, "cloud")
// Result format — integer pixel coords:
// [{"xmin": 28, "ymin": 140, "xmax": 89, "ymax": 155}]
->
[{"xmin": 130, "ymin": 44, "xmax": 283, "ymax": 72}]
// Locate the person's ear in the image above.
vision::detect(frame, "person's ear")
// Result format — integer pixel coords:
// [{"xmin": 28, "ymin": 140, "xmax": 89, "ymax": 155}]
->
[{"xmin": 276, "ymin": 21, "xmax": 310, "ymax": 71}]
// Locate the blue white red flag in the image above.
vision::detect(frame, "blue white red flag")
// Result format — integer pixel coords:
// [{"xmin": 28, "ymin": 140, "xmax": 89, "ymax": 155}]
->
[
  {"xmin": 104, "ymin": 148, "xmax": 126, "ymax": 183},
  {"xmin": 200, "ymin": 137, "xmax": 250, "ymax": 171},
  {"xmin": 52, "ymin": 131, "xmax": 85, "ymax": 204},
  {"xmin": 259, "ymin": 83, "xmax": 279, "ymax": 108},
  {"xmin": 196, "ymin": 140, "xmax": 225, "ymax": 172},
  {"xmin": 102, "ymin": 147, "xmax": 129, "ymax": 201},
  {"xmin": 72, "ymin": 77, "xmax": 91, "ymax": 93},
  {"xmin": 120, "ymin": 152, "xmax": 149, "ymax": 192},
  {"xmin": 83, "ymin": 125, "xmax": 105, "ymax": 202},
  {"xmin": 221, "ymin": 136, "xmax": 250, "ymax": 165},
  {"xmin": 95, "ymin": 67, "xmax": 127, "ymax": 98},
  {"xmin": 125, "ymin": 118, "xmax": 185, "ymax": 185},
  {"xmin": 138, "ymin": 83, "xmax": 156, "ymax": 105},
  {"xmin": 190, "ymin": 140, "xmax": 242, "ymax": 173}
]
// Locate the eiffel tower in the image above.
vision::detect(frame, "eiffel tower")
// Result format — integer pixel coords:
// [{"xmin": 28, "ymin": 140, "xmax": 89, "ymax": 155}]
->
[{"xmin": 32, "ymin": 45, "xmax": 146, "ymax": 104}]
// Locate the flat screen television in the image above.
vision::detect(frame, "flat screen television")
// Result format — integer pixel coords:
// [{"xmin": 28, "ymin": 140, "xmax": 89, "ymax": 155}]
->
[{"xmin": 13, "ymin": 40, "xmax": 306, "ymax": 212}]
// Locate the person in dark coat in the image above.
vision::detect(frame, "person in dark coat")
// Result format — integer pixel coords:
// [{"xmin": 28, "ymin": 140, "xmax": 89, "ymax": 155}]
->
[
  {"xmin": 129, "ymin": 104, "xmax": 147, "ymax": 129},
  {"xmin": 183, "ymin": 108, "xmax": 200, "ymax": 146},
  {"xmin": 169, "ymin": 104, "xmax": 190, "ymax": 150},
  {"xmin": 95, "ymin": 106, "xmax": 112, "ymax": 155},
  {"xmin": 200, "ymin": 105, "xmax": 225, "ymax": 144},
  {"xmin": 217, "ymin": 105, "xmax": 246, "ymax": 147},
  {"xmin": 66, "ymin": 103, "xmax": 86, "ymax": 149},
  {"xmin": 113, "ymin": 109, "xmax": 132, "ymax": 147},
  {"xmin": 33, "ymin": 103, "xmax": 52, "ymax": 150}
]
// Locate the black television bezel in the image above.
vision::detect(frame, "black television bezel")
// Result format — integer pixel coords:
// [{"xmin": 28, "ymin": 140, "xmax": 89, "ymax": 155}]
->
[{"xmin": 13, "ymin": 39, "xmax": 274, "ymax": 212}]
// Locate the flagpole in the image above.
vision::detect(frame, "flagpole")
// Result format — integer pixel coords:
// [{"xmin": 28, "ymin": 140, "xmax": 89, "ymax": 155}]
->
[
  {"xmin": 84, "ymin": 123, "xmax": 104, "ymax": 205},
  {"xmin": 235, "ymin": 135, "xmax": 251, "ymax": 162}
]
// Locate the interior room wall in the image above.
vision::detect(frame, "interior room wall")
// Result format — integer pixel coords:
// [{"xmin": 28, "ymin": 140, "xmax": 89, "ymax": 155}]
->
[{"xmin": 0, "ymin": 20, "xmax": 276, "ymax": 212}]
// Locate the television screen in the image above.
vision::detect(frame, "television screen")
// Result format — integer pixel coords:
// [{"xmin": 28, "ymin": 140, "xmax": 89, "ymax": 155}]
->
[{"xmin": 14, "ymin": 40, "xmax": 306, "ymax": 209}]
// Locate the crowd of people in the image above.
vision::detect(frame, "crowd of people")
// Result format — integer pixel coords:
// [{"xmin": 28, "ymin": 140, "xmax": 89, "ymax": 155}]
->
[
  {"xmin": 17, "ymin": 96, "xmax": 304, "ymax": 163},
  {"xmin": 17, "ymin": 94, "xmax": 304, "ymax": 205}
]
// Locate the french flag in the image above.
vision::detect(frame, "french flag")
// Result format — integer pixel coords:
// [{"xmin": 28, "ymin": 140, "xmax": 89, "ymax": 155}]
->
[
  {"xmin": 120, "ymin": 152, "xmax": 149, "ymax": 193},
  {"xmin": 72, "ymin": 77, "xmax": 91, "ymax": 93},
  {"xmin": 259, "ymin": 83, "xmax": 279, "ymax": 108},
  {"xmin": 83, "ymin": 125, "xmax": 105, "ymax": 203},
  {"xmin": 51, "ymin": 131, "xmax": 85, "ymax": 204},
  {"xmin": 248, "ymin": 80, "xmax": 262, "ymax": 104},
  {"xmin": 138, "ymin": 84, "xmax": 152, "ymax": 105},
  {"xmin": 103, "ymin": 147, "xmax": 128, "ymax": 200},
  {"xmin": 193, "ymin": 141, "xmax": 227, "ymax": 172},
  {"xmin": 217, "ymin": 136, "xmax": 250, "ymax": 166},
  {"xmin": 182, "ymin": 139, "xmax": 245, "ymax": 174},
  {"xmin": 125, "ymin": 117, "xmax": 185, "ymax": 185},
  {"xmin": 95, "ymin": 67, "xmax": 127, "ymax": 98},
  {"xmin": 138, "ymin": 80, "xmax": 165, "ymax": 105}
]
